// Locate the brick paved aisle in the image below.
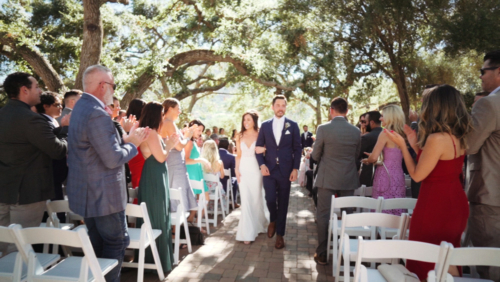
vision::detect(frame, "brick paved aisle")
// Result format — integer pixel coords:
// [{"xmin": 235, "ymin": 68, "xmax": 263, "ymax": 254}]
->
[{"xmin": 123, "ymin": 183, "xmax": 334, "ymax": 282}]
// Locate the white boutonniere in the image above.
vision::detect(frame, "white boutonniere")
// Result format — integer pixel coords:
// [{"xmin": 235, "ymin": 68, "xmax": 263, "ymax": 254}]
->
[{"xmin": 285, "ymin": 122, "xmax": 290, "ymax": 129}]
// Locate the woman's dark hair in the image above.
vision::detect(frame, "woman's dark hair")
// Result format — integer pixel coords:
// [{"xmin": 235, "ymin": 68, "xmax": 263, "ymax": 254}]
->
[
  {"xmin": 139, "ymin": 102, "xmax": 163, "ymax": 131},
  {"xmin": 240, "ymin": 110, "xmax": 259, "ymax": 137},
  {"xmin": 3, "ymin": 72, "xmax": 33, "ymax": 99},
  {"xmin": 231, "ymin": 129, "xmax": 236, "ymax": 139},
  {"xmin": 162, "ymin": 98, "xmax": 180, "ymax": 115},
  {"xmin": 126, "ymin": 98, "xmax": 146, "ymax": 120},
  {"xmin": 418, "ymin": 84, "xmax": 472, "ymax": 149},
  {"xmin": 189, "ymin": 119, "xmax": 205, "ymax": 140},
  {"xmin": 35, "ymin": 91, "xmax": 60, "ymax": 114},
  {"xmin": 219, "ymin": 128, "xmax": 224, "ymax": 134}
]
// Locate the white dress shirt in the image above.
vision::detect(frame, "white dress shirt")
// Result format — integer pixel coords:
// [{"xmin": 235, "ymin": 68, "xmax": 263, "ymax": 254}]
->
[{"xmin": 273, "ymin": 115, "xmax": 285, "ymax": 145}]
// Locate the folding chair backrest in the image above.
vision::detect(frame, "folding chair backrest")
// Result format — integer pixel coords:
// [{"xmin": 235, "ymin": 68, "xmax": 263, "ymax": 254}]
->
[
  {"xmin": 223, "ymin": 169, "xmax": 231, "ymax": 178},
  {"xmin": 354, "ymin": 237, "xmax": 449, "ymax": 282},
  {"xmin": 353, "ymin": 185, "xmax": 366, "ymax": 196},
  {"xmin": 15, "ymin": 227, "xmax": 106, "ymax": 281},
  {"xmin": 46, "ymin": 199, "xmax": 72, "ymax": 215},
  {"xmin": 441, "ymin": 245, "xmax": 500, "ymax": 280},
  {"xmin": 203, "ymin": 173, "xmax": 220, "ymax": 183},
  {"xmin": 0, "ymin": 225, "xmax": 17, "ymax": 244},
  {"xmin": 189, "ymin": 179, "xmax": 204, "ymax": 191},
  {"xmin": 382, "ymin": 198, "xmax": 417, "ymax": 213},
  {"xmin": 0, "ymin": 225, "xmax": 29, "ymax": 262},
  {"xmin": 333, "ymin": 196, "xmax": 383, "ymax": 210},
  {"xmin": 169, "ymin": 188, "xmax": 185, "ymax": 212},
  {"xmin": 342, "ymin": 211, "xmax": 405, "ymax": 231}
]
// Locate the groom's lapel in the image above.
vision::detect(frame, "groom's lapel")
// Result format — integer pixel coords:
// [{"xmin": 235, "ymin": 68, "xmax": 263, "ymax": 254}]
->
[{"xmin": 278, "ymin": 117, "xmax": 288, "ymax": 147}]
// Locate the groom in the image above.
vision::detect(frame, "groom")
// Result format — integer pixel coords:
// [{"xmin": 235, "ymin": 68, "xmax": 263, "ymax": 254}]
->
[{"xmin": 256, "ymin": 95, "xmax": 302, "ymax": 249}]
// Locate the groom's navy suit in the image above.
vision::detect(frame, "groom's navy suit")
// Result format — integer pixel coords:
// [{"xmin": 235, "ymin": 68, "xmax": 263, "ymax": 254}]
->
[{"xmin": 256, "ymin": 117, "xmax": 302, "ymax": 236}]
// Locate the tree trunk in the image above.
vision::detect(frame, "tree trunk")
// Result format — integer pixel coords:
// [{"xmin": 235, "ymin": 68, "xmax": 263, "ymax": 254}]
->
[
  {"xmin": 394, "ymin": 66, "xmax": 411, "ymax": 124},
  {"xmin": 74, "ymin": 0, "xmax": 105, "ymax": 90}
]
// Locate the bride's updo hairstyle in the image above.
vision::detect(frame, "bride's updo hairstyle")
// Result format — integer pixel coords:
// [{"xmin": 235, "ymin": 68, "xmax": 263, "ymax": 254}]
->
[
  {"xmin": 240, "ymin": 110, "xmax": 259, "ymax": 137},
  {"xmin": 418, "ymin": 84, "xmax": 472, "ymax": 149}
]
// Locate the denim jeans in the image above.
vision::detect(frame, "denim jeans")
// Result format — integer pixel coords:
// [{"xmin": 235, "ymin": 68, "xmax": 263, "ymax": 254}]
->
[{"xmin": 85, "ymin": 210, "xmax": 130, "ymax": 282}]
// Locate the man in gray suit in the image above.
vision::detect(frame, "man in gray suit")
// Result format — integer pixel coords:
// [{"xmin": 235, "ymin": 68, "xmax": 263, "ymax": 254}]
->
[
  {"xmin": 312, "ymin": 97, "xmax": 361, "ymax": 264},
  {"xmin": 358, "ymin": 111, "xmax": 382, "ymax": 186},
  {"xmin": 66, "ymin": 65, "xmax": 149, "ymax": 282},
  {"xmin": 467, "ymin": 50, "xmax": 500, "ymax": 281},
  {"xmin": 55, "ymin": 89, "xmax": 82, "ymax": 125},
  {"xmin": 0, "ymin": 72, "xmax": 67, "ymax": 254}
]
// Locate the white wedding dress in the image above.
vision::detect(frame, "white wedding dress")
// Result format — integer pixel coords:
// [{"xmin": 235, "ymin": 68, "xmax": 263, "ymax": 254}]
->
[{"xmin": 236, "ymin": 141, "xmax": 269, "ymax": 241}]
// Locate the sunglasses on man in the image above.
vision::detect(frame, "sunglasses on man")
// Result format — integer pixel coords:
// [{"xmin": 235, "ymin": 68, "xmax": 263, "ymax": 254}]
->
[{"xmin": 480, "ymin": 66, "xmax": 500, "ymax": 76}]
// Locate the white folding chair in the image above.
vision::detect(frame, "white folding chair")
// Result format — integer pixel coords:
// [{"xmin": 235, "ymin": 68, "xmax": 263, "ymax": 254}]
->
[
  {"xmin": 13, "ymin": 227, "xmax": 117, "ymax": 282},
  {"xmin": 203, "ymin": 173, "xmax": 226, "ymax": 227},
  {"xmin": 353, "ymin": 185, "xmax": 367, "ymax": 196},
  {"xmin": 0, "ymin": 224, "xmax": 60, "ymax": 282},
  {"xmin": 41, "ymin": 200, "xmax": 75, "ymax": 254},
  {"xmin": 353, "ymin": 237, "xmax": 449, "ymax": 282},
  {"xmin": 364, "ymin": 186, "xmax": 373, "ymax": 197},
  {"xmin": 169, "ymin": 188, "xmax": 192, "ymax": 265},
  {"xmin": 378, "ymin": 198, "xmax": 417, "ymax": 239},
  {"xmin": 436, "ymin": 244, "xmax": 500, "ymax": 282},
  {"xmin": 189, "ymin": 179, "xmax": 210, "ymax": 234},
  {"xmin": 121, "ymin": 203, "xmax": 164, "ymax": 282},
  {"xmin": 327, "ymin": 196, "xmax": 383, "ymax": 266},
  {"xmin": 223, "ymin": 168, "xmax": 236, "ymax": 211},
  {"xmin": 336, "ymin": 211, "xmax": 408, "ymax": 281}
]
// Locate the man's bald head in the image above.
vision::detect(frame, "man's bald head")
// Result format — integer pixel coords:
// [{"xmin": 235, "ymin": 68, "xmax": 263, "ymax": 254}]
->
[{"xmin": 82, "ymin": 65, "xmax": 112, "ymax": 93}]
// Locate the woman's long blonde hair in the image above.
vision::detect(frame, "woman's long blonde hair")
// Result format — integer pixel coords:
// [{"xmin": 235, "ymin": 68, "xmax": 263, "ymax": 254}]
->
[
  {"xmin": 381, "ymin": 105, "xmax": 406, "ymax": 139},
  {"xmin": 418, "ymin": 84, "xmax": 472, "ymax": 149},
  {"xmin": 200, "ymin": 140, "xmax": 221, "ymax": 173}
]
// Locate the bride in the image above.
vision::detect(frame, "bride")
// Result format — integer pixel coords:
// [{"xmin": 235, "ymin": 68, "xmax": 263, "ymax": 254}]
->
[{"xmin": 235, "ymin": 110, "xmax": 268, "ymax": 244}]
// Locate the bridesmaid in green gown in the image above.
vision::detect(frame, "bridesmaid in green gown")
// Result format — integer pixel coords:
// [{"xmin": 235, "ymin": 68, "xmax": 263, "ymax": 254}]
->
[{"xmin": 137, "ymin": 102, "xmax": 179, "ymax": 272}]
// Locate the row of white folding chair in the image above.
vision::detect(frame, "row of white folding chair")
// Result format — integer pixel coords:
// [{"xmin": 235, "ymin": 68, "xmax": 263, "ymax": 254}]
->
[
  {"xmin": 0, "ymin": 225, "xmax": 60, "ymax": 281},
  {"xmin": 223, "ymin": 168, "xmax": 238, "ymax": 211},
  {"xmin": 353, "ymin": 185, "xmax": 373, "ymax": 197},
  {"xmin": 189, "ymin": 179, "xmax": 211, "ymax": 234},
  {"xmin": 1, "ymin": 224, "xmax": 117, "ymax": 282},
  {"xmin": 433, "ymin": 244, "xmax": 500, "ymax": 282},
  {"xmin": 169, "ymin": 188, "xmax": 193, "ymax": 265},
  {"xmin": 74, "ymin": 202, "xmax": 165, "ymax": 282},
  {"xmin": 203, "ymin": 173, "xmax": 227, "ymax": 227},
  {"xmin": 40, "ymin": 200, "xmax": 75, "ymax": 255},
  {"xmin": 327, "ymin": 196, "xmax": 383, "ymax": 265},
  {"xmin": 353, "ymin": 237, "xmax": 449, "ymax": 282},
  {"xmin": 327, "ymin": 196, "xmax": 417, "ymax": 264},
  {"xmin": 336, "ymin": 211, "xmax": 409, "ymax": 281}
]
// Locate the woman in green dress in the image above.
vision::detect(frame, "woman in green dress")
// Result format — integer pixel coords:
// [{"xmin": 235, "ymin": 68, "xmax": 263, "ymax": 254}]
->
[{"xmin": 138, "ymin": 102, "xmax": 179, "ymax": 272}]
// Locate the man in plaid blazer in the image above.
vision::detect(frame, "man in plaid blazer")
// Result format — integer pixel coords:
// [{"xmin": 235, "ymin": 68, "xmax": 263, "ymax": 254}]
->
[{"xmin": 66, "ymin": 65, "xmax": 149, "ymax": 282}]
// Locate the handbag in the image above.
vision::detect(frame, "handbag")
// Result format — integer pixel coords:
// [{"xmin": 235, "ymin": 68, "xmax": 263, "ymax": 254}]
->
[{"xmin": 372, "ymin": 150, "xmax": 391, "ymax": 190}]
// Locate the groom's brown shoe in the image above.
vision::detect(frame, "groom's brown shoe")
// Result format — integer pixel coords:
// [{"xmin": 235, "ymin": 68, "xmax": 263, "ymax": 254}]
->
[
  {"xmin": 275, "ymin": 235, "xmax": 285, "ymax": 249},
  {"xmin": 267, "ymin": 222, "xmax": 276, "ymax": 238}
]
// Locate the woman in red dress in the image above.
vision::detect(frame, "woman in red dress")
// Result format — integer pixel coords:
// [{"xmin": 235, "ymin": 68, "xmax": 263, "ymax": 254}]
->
[
  {"xmin": 386, "ymin": 84, "xmax": 472, "ymax": 280},
  {"xmin": 125, "ymin": 99, "xmax": 146, "ymax": 188}
]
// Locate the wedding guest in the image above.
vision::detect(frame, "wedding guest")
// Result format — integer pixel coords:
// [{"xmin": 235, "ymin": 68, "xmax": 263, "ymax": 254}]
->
[
  {"xmin": 313, "ymin": 97, "xmax": 360, "ymax": 265},
  {"xmin": 200, "ymin": 140, "xmax": 226, "ymax": 209},
  {"xmin": 186, "ymin": 119, "xmax": 211, "ymax": 203},
  {"xmin": 56, "ymin": 89, "xmax": 81, "ymax": 125},
  {"xmin": 467, "ymin": 50, "xmax": 500, "ymax": 280},
  {"xmin": 114, "ymin": 110, "xmax": 126, "ymax": 122},
  {"xmin": 126, "ymin": 98, "xmax": 147, "ymax": 189},
  {"xmin": 35, "ymin": 92, "xmax": 70, "ymax": 221},
  {"xmin": 0, "ymin": 73, "xmax": 67, "ymax": 255},
  {"xmin": 358, "ymin": 111, "xmax": 382, "ymax": 186},
  {"xmin": 228, "ymin": 140, "xmax": 236, "ymax": 154},
  {"xmin": 301, "ymin": 125, "xmax": 314, "ymax": 150},
  {"xmin": 196, "ymin": 136, "xmax": 204, "ymax": 151},
  {"xmin": 231, "ymin": 129, "xmax": 237, "ymax": 142},
  {"xmin": 137, "ymin": 102, "xmax": 179, "ymax": 272},
  {"xmin": 219, "ymin": 128, "xmax": 226, "ymax": 137},
  {"xmin": 210, "ymin": 133, "xmax": 219, "ymax": 143},
  {"xmin": 160, "ymin": 98, "xmax": 198, "ymax": 222},
  {"xmin": 205, "ymin": 128, "xmax": 212, "ymax": 139},
  {"xmin": 213, "ymin": 126, "xmax": 218, "ymax": 135},
  {"xmin": 66, "ymin": 65, "xmax": 149, "ymax": 282},
  {"xmin": 363, "ymin": 105, "xmax": 406, "ymax": 215},
  {"xmin": 219, "ymin": 138, "xmax": 239, "ymax": 208},
  {"xmin": 299, "ymin": 147, "xmax": 312, "ymax": 187},
  {"xmin": 386, "ymin": 84, "xmax": 471, "ymax": 280},
  {"xmin": 358, "ymin": 113, "xmax": 368, "ymax": 135}
]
